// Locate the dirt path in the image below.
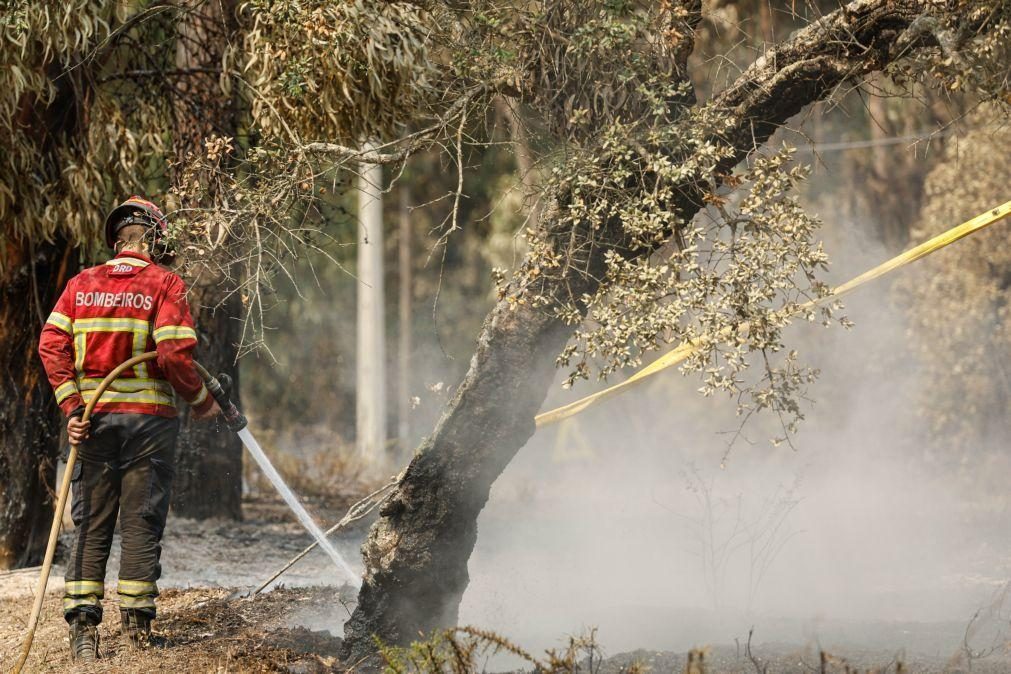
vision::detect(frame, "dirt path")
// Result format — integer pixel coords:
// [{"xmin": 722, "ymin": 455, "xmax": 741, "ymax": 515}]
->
[{"xmin": 0, "ymin": 500, "xmax": 367, "ymax": 601}]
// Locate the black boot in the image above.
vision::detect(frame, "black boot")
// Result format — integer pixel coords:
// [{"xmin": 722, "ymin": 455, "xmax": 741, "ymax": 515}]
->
[
  {"xmin": 120, "ymin": 608, "xmax": 153, "ymax": 649},
  {"xmin": 69, "ymin": 614, "xmax": 100, "ymax": 662}
]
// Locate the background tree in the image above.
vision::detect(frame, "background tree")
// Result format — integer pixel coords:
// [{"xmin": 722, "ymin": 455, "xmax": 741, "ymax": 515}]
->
[
  {"xmin": 0, "ymin": 0, "xmax": 275, "ymax": 562},
  {"xmin": 898, "ymin": 106, "xmax": 1011, "ymax": 470},
  {"xmin": 0, "ymin": 2, "xmax": 142, "ymax": 568}
]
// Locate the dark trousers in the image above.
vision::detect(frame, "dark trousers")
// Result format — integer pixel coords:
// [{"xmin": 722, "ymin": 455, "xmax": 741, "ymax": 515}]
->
[{"xmin": 64, "ymin": 413, "xmax": 178, "ymax": 624}]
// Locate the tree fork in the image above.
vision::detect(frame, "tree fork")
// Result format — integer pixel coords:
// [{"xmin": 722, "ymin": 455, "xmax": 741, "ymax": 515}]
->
[{"xmin": 342, "ymin": 0, "xmax": 979, "ymax": 661}]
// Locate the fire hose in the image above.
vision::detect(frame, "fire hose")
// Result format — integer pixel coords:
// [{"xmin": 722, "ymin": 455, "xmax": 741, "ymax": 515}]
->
[{"xmin": 11, "ymin": 351, "xmax": 242, "ymax": 674}]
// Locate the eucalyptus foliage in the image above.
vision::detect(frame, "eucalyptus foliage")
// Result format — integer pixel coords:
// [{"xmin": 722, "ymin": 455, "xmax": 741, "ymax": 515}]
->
[
  {"xmin": 3, "ymin": 0, "xmax": 1010, "ymax": 442},
  {"xmin": 1, "ymin": 2, "xmax": 144, "ymax": 255}
]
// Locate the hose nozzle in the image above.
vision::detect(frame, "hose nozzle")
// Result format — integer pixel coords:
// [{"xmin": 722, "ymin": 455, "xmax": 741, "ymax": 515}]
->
[{"xmin": 196, "ymin": 365, "xmax": 247, "ymax": 432}]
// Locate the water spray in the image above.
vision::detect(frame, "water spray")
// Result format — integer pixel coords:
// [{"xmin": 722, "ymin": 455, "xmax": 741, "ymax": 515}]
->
[{"xmin": 191, "ymin": 361, "xmax": 362, "ymax": 584}]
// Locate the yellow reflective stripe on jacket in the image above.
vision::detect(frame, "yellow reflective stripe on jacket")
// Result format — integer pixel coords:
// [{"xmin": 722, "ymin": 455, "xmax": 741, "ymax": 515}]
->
[
  {"xmin": 77, "ymin": 377, "xmax": 173, "ymax": 396},
  {"xmin": 81, "ymin": 389, "xmax": 175, "ymax": 407},
  {"xmin": 105, "ymin": 257, "xmax": 149, "ymax": 268},
  {"xmin": 72, "ymin": 317, "xmax": 151, "ymax": 333},
  {"xmin": 65, "ymin": 580, "xmax": 105, "ymax": 596},
  {"xmin": 152, "ymin": 325, "xmax": 197, "ymax": 343},
  {"xmin": 133, "ymin": 328, "xmax": 150, "ymax": 379},
  {"xmin": 117, "ymin": 579, "xmax": 158, "ymax": 596},
  {"xmin": 74, "ymin": 331, "xmax": 87, "ymax": 372},
  {"xmin": 55, "ymin": 380, "xmax": 79, "ymax": 404},
  {"xmin": 46, "ymin": 311, "xmax": 72, "ymax": 334},
  {"xmin": 189, "ymin": 384, "xmax": 209, "ymax": 407}
]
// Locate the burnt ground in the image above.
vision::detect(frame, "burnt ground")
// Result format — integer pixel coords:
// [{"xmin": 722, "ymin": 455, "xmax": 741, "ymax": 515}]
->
[
  {"xmin": 0, "ymin": 496, "xmax": 1008, "ymax": 672},
  {"xmin": 4, "ymin": 584, "xmax": 1009, "ymax": 673},
  {"xmin": 0, "ymin": 586, "xmax": 347, "ymax": 673},
  {"xmin": 0, "ymin": 495, "xmax": 366, "ymax": 672},
  {"xmin": 594, "ymin": 639, "xmax": 1011, "ymax": 674}
]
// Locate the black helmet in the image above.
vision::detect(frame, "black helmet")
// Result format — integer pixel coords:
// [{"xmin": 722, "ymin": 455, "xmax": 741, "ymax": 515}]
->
[{"xmin": 103, "ymin": 196, "xmax": 168, "ymax": 249}]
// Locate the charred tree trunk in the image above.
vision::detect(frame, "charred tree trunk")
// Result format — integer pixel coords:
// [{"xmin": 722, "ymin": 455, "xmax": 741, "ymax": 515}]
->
[
  {"xmin": 172, "ymin": 289, "xmax": 244, "ymax": 520},
  {"xmin": 0, "ymin": 240, "xmax": 74, "ymax": 568},
  {"xmin": 0, "ymin": 48, "xmax": 86, "ymax": 568},
  {"xmin": 342, "ymin": 0, "xmax": 959, "ymax": 661},
  {"xmin": 169, "ymin": 0, "xmax": 243, "ymax": 520}
]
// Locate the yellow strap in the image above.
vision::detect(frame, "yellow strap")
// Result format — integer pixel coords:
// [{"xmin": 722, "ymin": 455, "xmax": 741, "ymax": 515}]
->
[
  {"xmin": 535, "ymin": 200, "xmax": 1011, "ymax": 428},
  {"xmin": 77, "ymin": 376, "xmax": 173, "ymax": 395},
  {"xmin": 117, "ymin": 579, "xmax": 158, "ymax": 596},
  {"xmin": 63, "ymin": 597, "xmax": 102, "ymax": 610},
  {"xmin": 118, "ymin": 595, "xmax": 157, "ymax": 609},
  {"xmin": 82, "ymin": 389, "xmax": 175, "ymax": 407},
  {"xmin": 73, "ymin": 317, "xmax": 150, "ymax": 333},
  {"xmin": 189, "ymin": 383, "xmax": 209, "ymax": 407}
]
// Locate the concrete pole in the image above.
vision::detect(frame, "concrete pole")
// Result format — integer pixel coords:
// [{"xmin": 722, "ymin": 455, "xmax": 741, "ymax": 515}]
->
[
  {"xmin": 357, "ymin": 148, "xmax": 386, "ymax": 458},
  {"xmin": 397, "ymin": 186, "xmax": 412, "ymax": 456}
]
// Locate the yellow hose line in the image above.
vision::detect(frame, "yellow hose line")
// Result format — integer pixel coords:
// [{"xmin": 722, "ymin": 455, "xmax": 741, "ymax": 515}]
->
[{"xmin": 535, "ymin": 200, "xmax": 1011, "ymax": 428}]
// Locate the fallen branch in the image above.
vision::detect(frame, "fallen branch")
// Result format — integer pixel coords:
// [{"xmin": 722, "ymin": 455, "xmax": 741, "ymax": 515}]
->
[
  {"xmin": 0, "ymin": 566, "xmax": 42, "ymax": 578},
  {"xmin": 251, "ymin": 477, "xmax": 398, "ymax": 595}
]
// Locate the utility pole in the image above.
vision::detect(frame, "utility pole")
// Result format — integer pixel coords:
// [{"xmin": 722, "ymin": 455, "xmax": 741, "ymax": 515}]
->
[
  {"xmin": 357, "ymin": 147, "xmax": 386, "ymax": 458},
  {"xmin": 398, "ymin": 186, "xmax": 412, "ymax": 456}
]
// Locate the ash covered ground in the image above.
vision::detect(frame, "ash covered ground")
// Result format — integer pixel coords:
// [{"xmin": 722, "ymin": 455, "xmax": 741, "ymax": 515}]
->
[{"xmin": 1, "ymin": 495, "xmax": 1008, "ymax": 672}]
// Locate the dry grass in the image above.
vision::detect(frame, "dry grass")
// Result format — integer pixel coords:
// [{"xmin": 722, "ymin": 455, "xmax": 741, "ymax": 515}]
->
[
  {"xmin": 0, "ymin": 586, "xmax": 347, "ymax": 673},
  {"xmin": 376, "ymin": 625, "xmax": 644, "ymax": 674}
]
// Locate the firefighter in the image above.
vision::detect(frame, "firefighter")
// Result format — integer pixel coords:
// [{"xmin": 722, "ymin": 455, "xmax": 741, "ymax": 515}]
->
[{"xmin": 38, "ymin": 196, "xmax": 222, "ymax": 662}]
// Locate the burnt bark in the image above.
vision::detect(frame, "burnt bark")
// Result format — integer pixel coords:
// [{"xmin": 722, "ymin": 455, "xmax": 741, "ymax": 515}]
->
[
  {"xmin": 171, "ymin": 291, "xmax": 244, "ymax": 520},
  {"xmin": 169, "ymin": 0, "xmax": 244, "ymax": 520},
  {"xmin": 0, "ymin": 240, "xmax": 74, "ymax": 569},
  {"xmin": 0, "ymin": 47, "xmax": 87, "ymax": 569},
  {"xmin": 342, "ymin": 0, "xmax": 963, "ymax": 661}
]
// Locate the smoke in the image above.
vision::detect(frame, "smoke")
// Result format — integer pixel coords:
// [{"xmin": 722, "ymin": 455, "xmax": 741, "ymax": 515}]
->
[
  {"xmin": 258, "ymin": 119, "xmax": 1010, "ymax": 667},
  {"xmin": 456, "ymin": 214, "xmax": 1011, "ymax": 661}
]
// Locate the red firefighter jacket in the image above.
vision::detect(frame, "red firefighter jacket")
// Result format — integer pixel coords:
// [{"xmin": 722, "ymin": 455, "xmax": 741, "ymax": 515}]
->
[{"xmin": 38, "ymin": 250, "xmax": 213, "ymax": 419}]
